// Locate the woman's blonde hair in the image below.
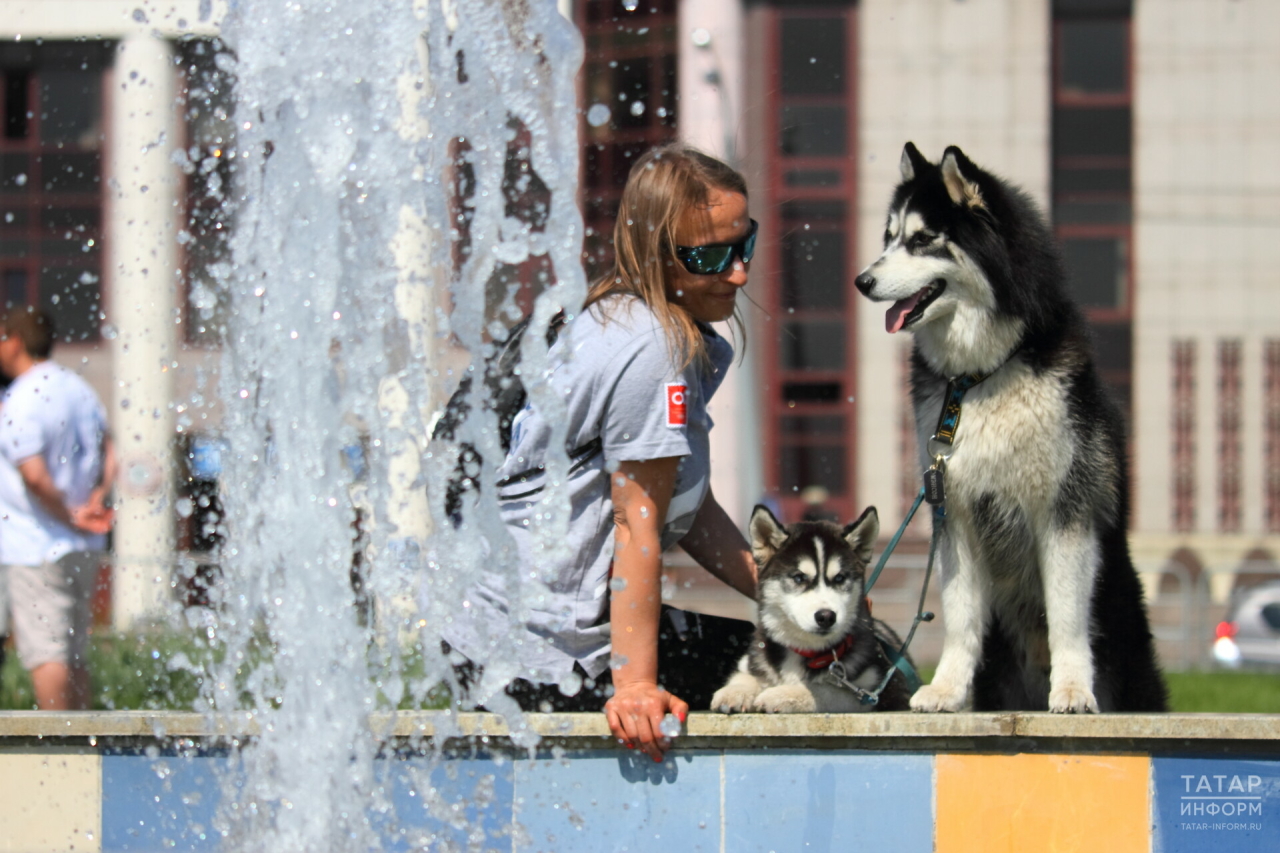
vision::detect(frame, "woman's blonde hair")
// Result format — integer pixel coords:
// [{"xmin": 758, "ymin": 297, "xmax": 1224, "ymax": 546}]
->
[{"xmin": 584, "ymin": 143, "xmax": 748, "ymax": 370}]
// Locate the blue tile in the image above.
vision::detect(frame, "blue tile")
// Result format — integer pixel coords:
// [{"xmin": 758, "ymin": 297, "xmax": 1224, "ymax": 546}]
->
[
  {"xmin": 723, "ymin": 750, "xmax": 933, "ymax": 853},
  {"xmin": 102, "ymin": 751, "xmax": 235, "ymax": 852},
  {"xmin": 1153, "ymin": 756, "xmax": 1280, "ymax": 853},
  {"xmin": 514, "ymin": 749, "xmax": 721, "ymax": 852},
  {"xmin": 379, "ymin": 753, "xmax": 516, "ymax": 852}
]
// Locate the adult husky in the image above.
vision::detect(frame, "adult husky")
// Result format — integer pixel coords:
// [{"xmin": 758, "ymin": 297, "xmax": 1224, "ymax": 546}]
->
[{"xmin": 854, "ymin": 143, "xmax": 1166, "ymax": 713}]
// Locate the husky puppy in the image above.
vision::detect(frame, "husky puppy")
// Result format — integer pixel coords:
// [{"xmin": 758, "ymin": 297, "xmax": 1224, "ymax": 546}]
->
[
  {"xmin": 710, "ymin": 506, "xmax": 915, "ymax": 713},
  {"xmin": 855, "ymin": 143, "xmax": 1167, "ymax": 713}
]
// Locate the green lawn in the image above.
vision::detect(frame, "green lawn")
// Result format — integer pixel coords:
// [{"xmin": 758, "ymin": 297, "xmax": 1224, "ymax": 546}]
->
[
  {"xmin": 3, "ymin": 637, "xmax": 1278, "ymax": 713},
  {"xmin": 1165, "ymin": 670, "xmax": 1280, "ymax": 713},
  {"xmin": 0, "ymin": 631, "xmax": 448, "ymax": 711}
]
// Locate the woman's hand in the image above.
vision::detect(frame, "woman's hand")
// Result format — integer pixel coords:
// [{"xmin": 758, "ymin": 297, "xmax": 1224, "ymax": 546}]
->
[{"xmin": 605, "ymin": 681, "xmax": 688, "ymax": 763}]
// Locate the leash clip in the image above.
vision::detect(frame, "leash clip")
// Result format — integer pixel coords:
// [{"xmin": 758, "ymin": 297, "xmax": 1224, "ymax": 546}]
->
[
  {"xmin": 926, "ymin": 436, "xmax": 953, "ymax": 461},
  {"xmin": 824, "ymin": 656, "xmax": 880, "ymax": 706}
]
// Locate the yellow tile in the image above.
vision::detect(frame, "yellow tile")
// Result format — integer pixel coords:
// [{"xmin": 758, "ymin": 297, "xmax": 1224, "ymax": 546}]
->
[
  {"xmin": 0, "ymin": 747, "xmax": 101, "ymax": 853},
  {"xmin": 936, "ymin": 753, "xmax": 1149, "ymax": 853}
]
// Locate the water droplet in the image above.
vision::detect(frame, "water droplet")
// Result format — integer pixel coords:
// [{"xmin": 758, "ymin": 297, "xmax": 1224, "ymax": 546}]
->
[
  {"xmin": 659, "ymin": 713, "xmax": 681, "ymax": 738},
  {"xmin": 622, "ymin": 0, "xmax": 638, "ymax": 10},
  {"xmin": 586, "ymin": 103, "xmax": 611, "ymax": 127},
  {"xmin": 609, "ymin": 577, "xmax": 627, "ymax": 592},
  {"xmin": 629, "ymin": 100, "xmax": 645, "ymax": 117},
  {"xmin": 558, "ymin": 671, "xmax": 583, "ymax": 697}
]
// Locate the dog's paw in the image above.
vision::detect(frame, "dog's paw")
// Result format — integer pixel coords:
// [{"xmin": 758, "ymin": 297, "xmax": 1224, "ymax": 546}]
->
[
  {"xmin": 1048, "ymin": 683, "xmax": 1099, "ymax": 714},
  {"xmin": 909, "ymin": 682, "xmax": 967, "ymax": 713},
  {"xmin": 710, "ymin": 684, "xmax": 759, "ymax": 714},
  {"xmin": 752, "ymin": 685, "xmax": 817, "ymax": 714}
]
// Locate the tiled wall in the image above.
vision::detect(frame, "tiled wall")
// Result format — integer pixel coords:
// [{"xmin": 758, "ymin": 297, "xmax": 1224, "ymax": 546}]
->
[{"xmin": 2, "ymin": 746, "xmax": 1277, "ymax": 851}]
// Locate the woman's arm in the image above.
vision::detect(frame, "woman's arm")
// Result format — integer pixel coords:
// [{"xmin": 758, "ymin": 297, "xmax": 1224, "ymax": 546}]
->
[
  {"xmin": 678, "ymin": 488, "xmax": 757, "ymax": 600},
  {"xmin": 604, "ymin": 456, "xmax": 688, "ymax": 762}
]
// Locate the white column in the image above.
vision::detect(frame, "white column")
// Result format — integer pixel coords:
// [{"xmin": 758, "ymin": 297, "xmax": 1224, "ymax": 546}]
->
[
  {"xmin": 105, "ymin": 33, "xmax": 180, "ymax": 629},
  {"xmin": 680, "ymin": 0, "xmax": 758, "ymax": 527}
]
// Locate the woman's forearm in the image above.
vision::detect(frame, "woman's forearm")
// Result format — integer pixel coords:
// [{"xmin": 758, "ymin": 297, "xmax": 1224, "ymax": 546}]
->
[
  {"xmin": 608, "ymin": 525, "xmax": 664, "ymax": 688},
  {"xmin": 679, "ymin": 489, "xmax": 757, "ymax": 599},
  {"xmin": 607, "ymin": 457, "xmax": 681, "ymax": 686}
]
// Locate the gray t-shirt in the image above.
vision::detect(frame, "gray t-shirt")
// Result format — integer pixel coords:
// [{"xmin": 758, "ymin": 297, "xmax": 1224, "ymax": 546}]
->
[{"xmin": 447, "ymin": 295, "xmax": 734, "ymax": 682}]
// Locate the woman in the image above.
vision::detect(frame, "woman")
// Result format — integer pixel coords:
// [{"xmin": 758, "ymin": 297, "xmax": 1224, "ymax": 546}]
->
[{"xmin": 448, "ymin": 144, "xmax": 759, "ymax": 761}]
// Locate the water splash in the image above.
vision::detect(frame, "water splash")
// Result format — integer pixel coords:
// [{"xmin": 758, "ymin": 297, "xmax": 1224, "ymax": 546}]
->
[{"xmin": 207, "ymin": 0, "xmax": 586, "ymax": 848}]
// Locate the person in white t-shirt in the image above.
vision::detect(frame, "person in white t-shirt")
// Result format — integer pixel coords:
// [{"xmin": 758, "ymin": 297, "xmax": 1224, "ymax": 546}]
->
[{"xmin": 0, "ymin": 308, "xmax": 115, "ymax": 710}]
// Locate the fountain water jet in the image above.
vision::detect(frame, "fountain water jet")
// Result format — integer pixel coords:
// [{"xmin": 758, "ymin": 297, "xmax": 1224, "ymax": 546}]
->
[{"xmin": 205, "ymin": 1, "xmax": 586, "ymax": 847}]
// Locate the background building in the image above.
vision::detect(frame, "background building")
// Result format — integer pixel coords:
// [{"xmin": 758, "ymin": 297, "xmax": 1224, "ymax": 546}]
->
[{"xmin": 1, "ymin": 0, "xmax": 1277, "ymax": 666}]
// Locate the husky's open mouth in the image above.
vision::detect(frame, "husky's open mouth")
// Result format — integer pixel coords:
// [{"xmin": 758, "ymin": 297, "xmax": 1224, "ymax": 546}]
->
[{"xmin": 885, "ymin": 278, "xmax": 947, "ymax": 333}]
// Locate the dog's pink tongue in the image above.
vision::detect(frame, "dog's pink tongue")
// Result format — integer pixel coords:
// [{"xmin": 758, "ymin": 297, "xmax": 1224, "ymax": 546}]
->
[{"xmin": 885, "ymin": 291, "xmax": 925, "ymax": 334}]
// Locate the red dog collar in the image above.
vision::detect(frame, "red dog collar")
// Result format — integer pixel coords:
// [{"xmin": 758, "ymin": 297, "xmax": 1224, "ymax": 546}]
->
[{"xmin": 794, "ymin": 634, "xmax": 857, "ymax": 670}]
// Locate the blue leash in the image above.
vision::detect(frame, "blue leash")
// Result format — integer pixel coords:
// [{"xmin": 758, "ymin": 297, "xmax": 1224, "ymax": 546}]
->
[
  {"xmin": 833, "ymin": 370, "xmax": 995, "ymax": 705},
  {"xmin": 833, "ymin": 486, "xmax": 940, "ymax": 705},
  {"xmin": 866, "ymin": 486, "xmax": 927, "ymax": 594}
]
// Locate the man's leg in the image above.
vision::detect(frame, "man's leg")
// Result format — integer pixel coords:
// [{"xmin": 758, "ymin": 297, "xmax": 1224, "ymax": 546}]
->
[
  {"xmin": 30, "ymin": 659, "xmax": 90, "ymax": 709},
  {"xmin": 0, "ymin": 563, "xmax": 9, "ymax": 677},
  {"xmin": 12, "ymin": 554, "xmax": 96, "ymax": 711}
]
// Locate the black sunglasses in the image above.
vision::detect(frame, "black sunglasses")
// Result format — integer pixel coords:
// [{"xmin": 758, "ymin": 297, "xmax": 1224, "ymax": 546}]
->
[{"xmin": 675, "ymin": 219, "xmax": 758, "ymax": 275}]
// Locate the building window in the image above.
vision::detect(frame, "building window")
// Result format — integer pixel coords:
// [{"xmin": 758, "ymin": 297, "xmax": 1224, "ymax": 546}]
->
[
  {"xmin": 1266, "ymin": 341, "xmax": 1280, "ymax": 532},
  {"xmin": 761, "ymin": 7, "xmax": 856, "ymax": 522},
  {"xmin": 1172, "ymin": 340, "xmax": 1196, "ymax": 533},
  {"xmin": 1218, "ymin": 340, "xmax": 1242, "ymax": 532},
  {"xmin": 1052, "ymin": 9, "xmax": 1132, "ymax": 426},
  {"xmin": 0, "ymin": 42, "xmax": 110, "ymax": 342},
  {"xmin": 577, "ymin": 0, "xmax": 678, "ymax": 281},
  {"xmin": 179, "ymin": 38, "xmax": 236, "ymax": 347},
  {"xmin": 778, "ymin": 16, "xmax": 846, "ymax": 158}
]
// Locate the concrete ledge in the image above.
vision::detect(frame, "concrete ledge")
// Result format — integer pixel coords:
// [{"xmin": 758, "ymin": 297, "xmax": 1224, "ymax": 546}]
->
[{"xmin": 0, "ymin": 710, "xmax": 1276, "ymax": 754}]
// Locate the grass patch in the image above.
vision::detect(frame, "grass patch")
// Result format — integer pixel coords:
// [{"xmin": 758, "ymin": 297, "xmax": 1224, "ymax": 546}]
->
[
  {"xmin": 5, "ymin": 640, "xmax": 1273, "ymax": 714},
  {"xmin": 1, "ymin": 630, "xmax": 451, "ymax": 712},
  {"xmin": 1165, "ymin": 670, "xmax": 1280, "ymax": 713},
  {"xmin": 1, "ymin": 631, "xmax": 213, "ymax": 711},
  {"xmin": 910, "ymin": 666, "xmax": 1280, "ymax": 713}
]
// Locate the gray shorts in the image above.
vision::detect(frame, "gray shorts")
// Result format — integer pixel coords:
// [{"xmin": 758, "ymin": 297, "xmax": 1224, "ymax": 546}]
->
[{"xmin": 3, "ymin": 552, "xmax": 100, "ymax": 670}]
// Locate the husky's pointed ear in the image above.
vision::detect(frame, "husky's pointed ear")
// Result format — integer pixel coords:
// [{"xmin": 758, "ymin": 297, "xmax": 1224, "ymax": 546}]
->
[
  {"xmin": 900, "ymin": 142, "xmax": 929, "ymax": 183},
  {"xmin": 749, "ymin": 504, "xmax": 788, "ymax": 566},
  {"xmin": 941, "ymin": 146, "xmax": 986, "ymax": 210},
  {"xmin": 842, "ymin": 506, "xmax": 880, "ymax": 565}
]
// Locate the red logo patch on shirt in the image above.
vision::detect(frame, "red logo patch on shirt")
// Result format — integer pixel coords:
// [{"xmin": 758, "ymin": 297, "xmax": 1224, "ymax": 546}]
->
[{"xmin": 666, "ymin": 383, "xmax": 688, "ymax": 428}]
